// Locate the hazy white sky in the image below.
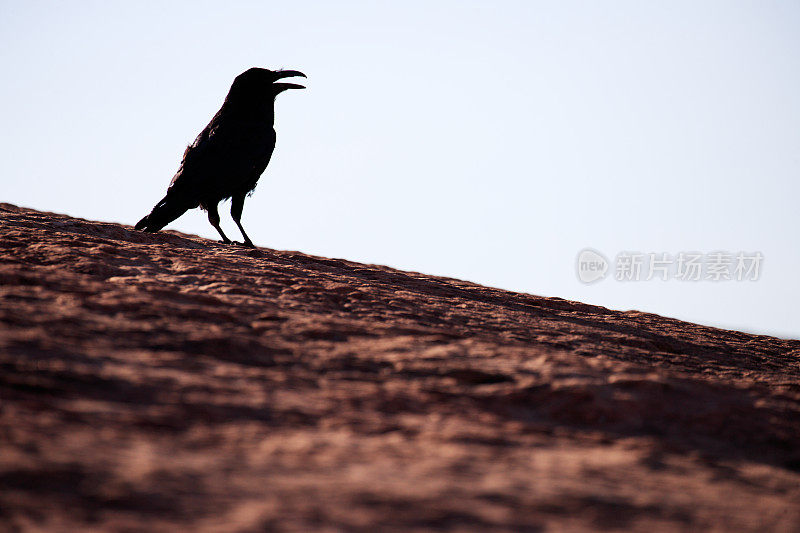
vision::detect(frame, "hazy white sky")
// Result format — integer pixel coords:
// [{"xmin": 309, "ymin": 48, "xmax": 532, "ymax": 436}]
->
[{"xmin": 2, "ymin": 1, "xmax": 799, "ymax": 338}]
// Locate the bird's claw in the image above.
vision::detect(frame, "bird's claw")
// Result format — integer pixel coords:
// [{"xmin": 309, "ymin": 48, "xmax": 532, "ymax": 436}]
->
[{"xmin": 231, "ymin": 240, "xmax": 256, "ymax": 249}]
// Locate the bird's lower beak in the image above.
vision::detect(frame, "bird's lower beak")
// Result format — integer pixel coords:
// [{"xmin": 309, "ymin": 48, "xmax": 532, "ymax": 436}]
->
[{"xmin": 273, "ymin": 82, "xmax": 305, "ymax": 92}]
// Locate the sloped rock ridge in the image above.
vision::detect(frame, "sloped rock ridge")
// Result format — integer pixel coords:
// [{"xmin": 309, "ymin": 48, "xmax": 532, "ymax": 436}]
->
[{"xmin": 1, "ymin": 203, "xmax": 799, "ymax": 532}]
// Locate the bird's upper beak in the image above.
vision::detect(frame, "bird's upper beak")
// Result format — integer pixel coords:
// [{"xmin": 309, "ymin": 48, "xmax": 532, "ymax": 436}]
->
[{"xmin": 273, "ymin": 70, "xmax": 306, "ymax": 90}]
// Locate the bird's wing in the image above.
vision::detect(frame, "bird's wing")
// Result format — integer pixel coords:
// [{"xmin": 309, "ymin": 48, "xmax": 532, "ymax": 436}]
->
[{"xmin": 167, "ymin": 114, "xmax": 276, "ymax": 199}]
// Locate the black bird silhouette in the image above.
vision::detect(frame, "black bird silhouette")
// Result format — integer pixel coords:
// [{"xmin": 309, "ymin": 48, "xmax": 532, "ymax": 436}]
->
[{"xmin": 135, "ymin": 67, "xmax": 305, "ymax": 247}]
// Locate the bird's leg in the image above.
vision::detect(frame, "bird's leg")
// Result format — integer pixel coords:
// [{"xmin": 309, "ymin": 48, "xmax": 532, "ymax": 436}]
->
[
  {"xmin": 230, "ymin": 194, "xmax": 255, "ymax": 248},
  {"xmin": 206, "ymin": 202, "xmax": 231, "ymax": 244}
]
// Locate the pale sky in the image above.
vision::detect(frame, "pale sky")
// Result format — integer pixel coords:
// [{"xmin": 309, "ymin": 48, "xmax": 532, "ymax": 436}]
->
[{"xmin": 2, "ymin": 1, "xmax": 799, "ymax": 338}]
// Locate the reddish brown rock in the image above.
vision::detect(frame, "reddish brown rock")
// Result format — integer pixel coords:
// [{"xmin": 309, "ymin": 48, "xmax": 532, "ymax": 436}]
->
[{"xmin": 1, "ymin": 203, "xmax": 799, "ymax": 531}]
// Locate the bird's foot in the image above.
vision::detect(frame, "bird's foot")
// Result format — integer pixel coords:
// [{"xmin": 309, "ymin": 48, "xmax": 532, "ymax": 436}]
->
[{"xmin": 231, "ymin": 240, "xmax": 256, "ymax": 249}]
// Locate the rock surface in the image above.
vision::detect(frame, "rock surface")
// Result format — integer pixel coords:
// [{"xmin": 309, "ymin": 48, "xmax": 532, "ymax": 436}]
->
[{"xmin": 1, "ymin": 203, "xmax": 799, "ymax": 532}]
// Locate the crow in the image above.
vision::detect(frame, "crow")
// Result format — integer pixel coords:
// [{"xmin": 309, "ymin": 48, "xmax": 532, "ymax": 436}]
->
[{"xmin": 135, "ymin": 67, "xmax": 305, "ymax": 247}]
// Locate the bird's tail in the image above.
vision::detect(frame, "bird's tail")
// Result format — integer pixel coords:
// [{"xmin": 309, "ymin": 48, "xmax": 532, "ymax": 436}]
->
[{"xmin": 135, "ymin": 193, "xmax": 194, "ymax": 233}]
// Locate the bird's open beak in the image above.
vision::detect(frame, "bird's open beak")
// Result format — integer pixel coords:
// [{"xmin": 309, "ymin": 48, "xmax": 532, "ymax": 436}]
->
[{"xmin": 273, "ymin": 70, "xmax": 306, "ymax": 91}]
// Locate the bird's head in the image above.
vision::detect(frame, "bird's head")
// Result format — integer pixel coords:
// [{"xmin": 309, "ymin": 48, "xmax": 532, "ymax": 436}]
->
[{"xmin": 230, "ymin": 67, "xmax": 306, "ymax": 99}]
